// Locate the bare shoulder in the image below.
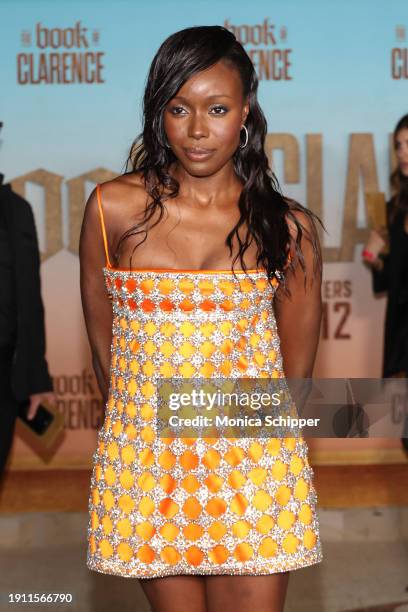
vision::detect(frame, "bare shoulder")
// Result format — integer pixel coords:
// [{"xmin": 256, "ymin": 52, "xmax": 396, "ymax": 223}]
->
[
  {"xmin": 282, "ymin": 199, "xmax": 322, "ymax": 274},
  {"xmin": 83, "ymin": 172, "xmax": 147, "ymax": 222},
  {"xmin": 284, "ymin": 198, "xmax": 317, "ymax": 242},
  {"xmin": 96, "ymin": 172, "xmax": 148, "ymax": 223}
]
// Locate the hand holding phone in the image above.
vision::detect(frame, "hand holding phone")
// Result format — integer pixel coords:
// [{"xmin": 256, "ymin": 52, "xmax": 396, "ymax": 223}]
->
[
  {"xmin": 18, "ymin": 399, "xmax": 55, "ymax": 435},
  {"xmin": 26, "ymin": 391, "xmax": 56, "ymax": 421},
  {"xmin": 17, "ymin": 395, "xmax": 65, "ymax": 449}
]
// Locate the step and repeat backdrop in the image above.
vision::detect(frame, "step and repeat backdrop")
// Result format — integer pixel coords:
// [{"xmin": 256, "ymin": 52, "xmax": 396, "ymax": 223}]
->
[{"xmin": 2, "ymin": 0, "xmax": 408, "ymax": 468}]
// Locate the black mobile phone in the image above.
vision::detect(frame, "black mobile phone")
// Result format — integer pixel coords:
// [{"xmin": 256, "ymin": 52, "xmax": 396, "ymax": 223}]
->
[{"xmin": 18, "ymin": 400, "xmax": 54, "ymax": 436}]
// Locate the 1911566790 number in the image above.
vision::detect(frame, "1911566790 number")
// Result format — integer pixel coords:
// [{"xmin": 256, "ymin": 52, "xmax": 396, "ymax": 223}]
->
[{"xmin": 8, "ymin": 593, "xmax": 73, "ymax": 604}]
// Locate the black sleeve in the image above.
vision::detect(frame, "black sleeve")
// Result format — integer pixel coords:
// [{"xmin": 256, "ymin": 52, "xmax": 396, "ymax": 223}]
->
[
  {"xmin": 21, "ymin": 202, "xmax": 53, "ymax": 395},
  {"xmin": 371, "ymin": 198, "xmax": 393, "ymax": 295},
  {"xmin": 371, "ymin": 252, "xmax": 390, "ymax": 294}
]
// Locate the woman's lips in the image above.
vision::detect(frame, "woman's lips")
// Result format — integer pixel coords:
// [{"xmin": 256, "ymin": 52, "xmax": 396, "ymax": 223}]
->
[{"xmin": 184, "ymin": 147, "xmax": 215, "ymax": 161}]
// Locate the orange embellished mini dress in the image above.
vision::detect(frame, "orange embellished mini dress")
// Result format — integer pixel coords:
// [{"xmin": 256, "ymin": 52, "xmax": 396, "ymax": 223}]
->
[{"xmin": 87, "ymin": 185, "xmax": 323, "ymax": 578}]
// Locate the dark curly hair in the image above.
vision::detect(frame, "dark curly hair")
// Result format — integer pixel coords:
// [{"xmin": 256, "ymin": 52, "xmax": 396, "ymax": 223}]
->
[{"xmin": 120, "ymin": 25, "xmax": 324, "ymax": 290}]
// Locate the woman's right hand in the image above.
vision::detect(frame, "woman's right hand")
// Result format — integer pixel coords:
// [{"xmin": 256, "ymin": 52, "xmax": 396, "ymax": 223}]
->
[
  {"xmin": 362, "ymin": 227, "xmax": 387, "ymax": 269},
  {"xmin": 368, "ymin": 256, "xmax": 384, "ymax": 271},
  {"xmin": 362, "ymin": 248, "xmax": 384, "ymax": 270},
  {"xmin": 375, "ymin": 225, "xmax": 388, "ymax": 242}
]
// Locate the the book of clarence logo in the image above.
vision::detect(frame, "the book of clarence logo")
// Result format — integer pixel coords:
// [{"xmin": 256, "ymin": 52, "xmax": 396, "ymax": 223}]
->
[
  {"xmin": 17, "ymin": 21, "xmax": 105, "ymax": 85},
  {"xmin": 224, "ymin": 18, "xmax": 292, "ymax": 81}
]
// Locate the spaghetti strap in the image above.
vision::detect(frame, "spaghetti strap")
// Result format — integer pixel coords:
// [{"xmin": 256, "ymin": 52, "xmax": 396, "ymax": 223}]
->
[{"xmin": 96, "ymin": 184, "xmax": 112, "ymax": 269}]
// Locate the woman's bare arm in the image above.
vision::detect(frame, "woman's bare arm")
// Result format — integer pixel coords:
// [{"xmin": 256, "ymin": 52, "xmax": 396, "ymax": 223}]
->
[
  {"xmin": 79, "ymin": 188, "xmax": 113, "ymax": 403},
  {"xmin": 274, "ymin": 210, "xmax": 323, "ymax": 380}
]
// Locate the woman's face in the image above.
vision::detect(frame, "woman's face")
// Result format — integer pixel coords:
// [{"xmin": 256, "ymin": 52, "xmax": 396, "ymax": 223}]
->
[
  {"xmin": 163, "ymin": 60, "xmax": 249, "ymax": 178},
  {"xmin": 395, "ymin": 127, "xmax": 408, "ymax": 177}
]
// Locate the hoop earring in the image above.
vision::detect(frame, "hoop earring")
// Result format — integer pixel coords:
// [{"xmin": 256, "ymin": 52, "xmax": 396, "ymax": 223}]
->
[{"xmin": 240, "ymin": 125, "xmax": 248, "ymax": 149}]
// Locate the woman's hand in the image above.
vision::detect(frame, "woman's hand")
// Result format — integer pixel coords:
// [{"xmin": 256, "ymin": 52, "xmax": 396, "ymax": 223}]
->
[
  {"xmin": 26, "ymin": 391, "xmax": 56, "ymax": 420},
  {"xmin": 362, "ymin": 227, "xmax": 387, "ymax": 269},
  {"xmin": 362, "ymin": 250, "xmax": 384, "ymax": 271},
  {"xmin": 366, "ymin": 256, "xmax": 384, "ymax": 271},
  {"xmin": 376, "ymin": 225, "xmax": 388, "ymax": 241}
]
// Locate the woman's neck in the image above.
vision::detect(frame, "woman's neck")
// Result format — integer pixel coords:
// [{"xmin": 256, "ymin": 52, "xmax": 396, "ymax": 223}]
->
[{"xmin": 169, "ymin": 161, "xmax": 243, "ymax": 208}]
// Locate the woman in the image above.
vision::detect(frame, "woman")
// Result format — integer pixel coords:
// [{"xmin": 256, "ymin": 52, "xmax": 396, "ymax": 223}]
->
[
  {"xmin": 363, "ymin": 114, "xmax": 408, "ymax": 448},
  {"xmin": 80, "ymin": 26, "xmax": 323, "ymax": 612}
]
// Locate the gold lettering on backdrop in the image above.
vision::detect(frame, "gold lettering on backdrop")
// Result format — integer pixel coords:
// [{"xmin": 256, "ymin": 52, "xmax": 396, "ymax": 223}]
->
[
  {"xmin": 321, "ymin": 302, "xmax": 329, "ymax": 339},
  {"xmin": 305, "ymin": 134, "xmax": 336, "ymax": 262},
  {"xmin": 223, "ymin": 19, "xmax": 292, "ymax": 82},
  {"xmin": 306, "ymin": 134, "xmax": 322, "ymax": 222},
  {"xmin": 306, "ymin": 134, "xmax": 340, "ymax": 262},
  {"xmin": 11, "ymin": 169, "xmax": 63, "ymax": 262},
  {"xmin": 391, "ymin": 48, "xmax": 408, "ymax": 79},
  {"xmin": 66, "ymin": 167, "xmax": 116, "ymax": 254},
  {"xmin": 248, "ymin": 49, "xmax": 292, "ymax": 81},
  {"xmin": 323, "ymin": 280, "xmax": 352, "ymax": 299},
  {"xmin": 339, "ymin": 134, "xmax": 379, "ymax": 261},
  {"xmin": 265, "ymin": 133, "xmax": 299, "ymax": 183},
  {"xmin": 16, "ymin": 21, "xmax": 105, "ymax": 86},
  {"xmin": 53, "ymin": 369, "xmax": 104, "ymax": 430},
  {"xmin": 16, "ymin": 133, "xmax": 390, "ymax": 263},
  {"xmin": 321, "ymin": 281, "xmax": 352, "ymax": 340},
  {"xmin": 305, "ymin": 134, "xmax": 323, "ymax": 244},
  {"xmin": 57, "ymin": 397, "xmax": 103, "ymax": 429},
  {"xmin": 17, "ymin": 52, "xmax": 105, "ymax": 85},
  {"xmin": 333, "ymin": 302, "xmax": 351, "ymax": 339}
]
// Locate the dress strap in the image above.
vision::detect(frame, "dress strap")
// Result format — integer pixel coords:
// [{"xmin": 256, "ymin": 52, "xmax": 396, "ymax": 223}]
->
[{"xmin": 96, "ymin": 184, "xmax": 112, "ymax": 269}]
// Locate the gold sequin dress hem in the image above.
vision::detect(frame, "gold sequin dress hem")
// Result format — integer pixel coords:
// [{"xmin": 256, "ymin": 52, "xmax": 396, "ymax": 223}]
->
[{"xmin": 87, "ymin": 547, "xmax": 323, "ymax": 579}]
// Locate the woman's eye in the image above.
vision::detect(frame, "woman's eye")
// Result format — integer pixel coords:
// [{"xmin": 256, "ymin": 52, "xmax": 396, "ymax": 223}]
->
[
  {"xmin": 210, "ymin": 105, "xmax": 228, "ymax": 115},
  {"xmin": 170, "ymin": 106, "xmax": 187, "ymax": 115}
]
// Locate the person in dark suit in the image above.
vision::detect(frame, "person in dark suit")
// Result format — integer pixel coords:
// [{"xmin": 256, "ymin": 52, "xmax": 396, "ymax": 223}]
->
[
  {"xmin": 0, "ymin": 171, "xmax": 54, "ymax": 473},
  {"xmin": 363, "ymin": 114, "xmax": 408, "ymax": 448}
]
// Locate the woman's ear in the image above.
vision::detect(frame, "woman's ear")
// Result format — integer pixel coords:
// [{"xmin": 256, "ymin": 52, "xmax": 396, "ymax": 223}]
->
[{"xmin": 242, "ymin": 98, "xmax": 250, "ymax": 124}]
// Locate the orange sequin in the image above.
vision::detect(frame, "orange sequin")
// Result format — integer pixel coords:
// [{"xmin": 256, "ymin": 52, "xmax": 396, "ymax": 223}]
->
[
  {"xmin": 180, "ymin": 299, "xmax": 195, "ymax": 312},
  {"xmin": 159, "ymin": 299, "xmax": 175, "ymax": 312},
  {"xmin": 141, "ymin": 299, "xmax": 155, "ymax": 312},
  {"xmin": 125, "ymin": 279, "xmax": 137, "ymax": 292},
  {"xmin": 200, "ymin": 299, "xmax": 216, "ymax": 312}
]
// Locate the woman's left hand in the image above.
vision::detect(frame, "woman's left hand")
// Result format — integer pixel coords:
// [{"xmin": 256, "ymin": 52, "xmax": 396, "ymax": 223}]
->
[{"xmin": 26, "ymin": 392, "xmax": 56, "ymax": 420}]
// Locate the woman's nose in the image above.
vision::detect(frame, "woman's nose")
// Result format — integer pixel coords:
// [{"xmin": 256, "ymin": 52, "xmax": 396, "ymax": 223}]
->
[{"xmin": 188, "ymin": 112, "xmax": 208, "ymax": 139}]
